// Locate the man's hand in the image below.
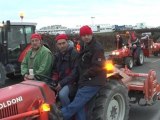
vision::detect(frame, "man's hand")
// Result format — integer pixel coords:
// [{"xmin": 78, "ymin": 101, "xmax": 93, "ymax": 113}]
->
[
  {"xmin": 55, "ymin": 83, "xmax": 62, "ymax": 92},
  {"xmin": 28, "ymin": 75, "xmax": 34, "ymax": 79},
  {"xmin": 24, "ymin": 74, "xmax": 34, "ymax": 80}
]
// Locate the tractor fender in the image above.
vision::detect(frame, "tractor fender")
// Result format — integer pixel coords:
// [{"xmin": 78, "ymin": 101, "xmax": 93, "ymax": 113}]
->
[
  {"xmin": 0, "ymin": 62, "xmax": 6, "ymax": 86},
  {"xmin": 18, "ymin": 44, "xmax": 31, "ymax": 62}
]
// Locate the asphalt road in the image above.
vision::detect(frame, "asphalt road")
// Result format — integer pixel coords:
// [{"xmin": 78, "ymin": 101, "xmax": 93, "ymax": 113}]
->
[{"xmin": 129, "ymin": 56, "xmax": 160, "ymax": 120}]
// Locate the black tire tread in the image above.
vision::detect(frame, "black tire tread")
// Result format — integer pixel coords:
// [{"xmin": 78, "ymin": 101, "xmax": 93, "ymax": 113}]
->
[{"xmin": 87, "ymin": 80, "xmax": 129, "ymax": 120}]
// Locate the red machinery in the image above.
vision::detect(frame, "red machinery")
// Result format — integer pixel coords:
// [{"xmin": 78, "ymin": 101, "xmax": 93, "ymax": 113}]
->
[
  {"xmin": 109, "ymin": 32, "xmax": 145, "ymax": 69},
  {"xmin": 109, "ymin": 44, "xmax": 144, "ymax": 69},
  {"xmin": 90, "ymin": 61, "xmax": 160, "ymax": 120},
  {"xmin": 112, "ymin": 66, "xmax": 160, "ymax": 105},
  {"xmin": 140, "ymin": 33, "xmax": 160, "ymax": 57},
  {"xmin": 0, "ymin": 20, "xmax": 36, "ymax": 86},
  {"xmin": 151, "ymin": 42, "xmax": 160, "ymax": 56},
  {"xmin": 0, "ymin": 80, "xmax": 56, "ymax": 120},
  {"xmin": 1, "ymin": 61, "xmax": 160, "ymax": 120}
]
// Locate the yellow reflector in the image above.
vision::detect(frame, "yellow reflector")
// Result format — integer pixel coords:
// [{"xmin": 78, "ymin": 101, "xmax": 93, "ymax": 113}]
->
[
  {"xmin": 40, "ymin": 103, "xmax": 50, "ymax": 112},
  {"xmin": 104, "ymin": 60, "xmax": 114, "ymax": 71}
]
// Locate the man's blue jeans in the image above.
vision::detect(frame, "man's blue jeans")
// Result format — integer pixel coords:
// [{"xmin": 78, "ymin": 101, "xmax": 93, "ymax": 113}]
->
[
  {"xmin": 61, "ymin": 86, "xmax": 100, "ymax": 120},
  {"xmin": 59, "ymin": 85, "xmax": 70, "ymax": 107}
]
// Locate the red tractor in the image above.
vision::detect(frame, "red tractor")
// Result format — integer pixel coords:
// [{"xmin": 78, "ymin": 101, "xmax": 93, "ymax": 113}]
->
[
  {"xmin": 0, "ymin": 80, "xmax": 57, "ymax": 120},
  {"xmin": 151, "ymin": 42, "xmax": 160, "ymax": 56},
  {"xmin": 1, "ymin": 61, "xmax": 160, "ymax": 120},
  {"xmin": 109, "ymin": 32, "xmax": 144, "ymax": 69},
  {"xmin": 140, "ymin": 33, "xmax": 160, "ymax": 57}
]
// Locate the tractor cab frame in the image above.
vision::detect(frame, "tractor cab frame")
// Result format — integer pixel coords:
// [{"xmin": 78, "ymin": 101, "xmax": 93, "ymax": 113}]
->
[{"xmin": 0, "ymin": 20, "xmax": 36, "ymax": 85}]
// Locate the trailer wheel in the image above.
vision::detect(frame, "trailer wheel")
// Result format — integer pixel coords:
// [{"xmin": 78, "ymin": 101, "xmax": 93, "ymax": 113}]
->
[
  {"xmin": 136, "ymin": 50, "xmax": 144, "ymax": 65},
  {"xmin": 87, "ymin": 80, "xmax": 129, "ymax": 120},
  {"xmin": 124, "ymin": 57, "xmax": 133, "ymax": 69},
  {"xmin": 0, "ymin": 63, "xmax": 6, "ymax": 86},
  {"xmin": 153, "ymin": 52, "xmax": 158, "ymax": 56}
]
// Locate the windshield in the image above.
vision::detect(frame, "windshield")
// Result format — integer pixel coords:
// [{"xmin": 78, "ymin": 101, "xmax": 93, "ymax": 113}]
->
[
  {"xmin": 8, "ymin": 26, "xmax": 25, "ymax": 49},
  {"xmin": 7, "ymin": 25, "xmax": 35, "ymax": 61},
  {"xmin": 8, "ymin": 25, "xmax": 34, "ymax": 49}
]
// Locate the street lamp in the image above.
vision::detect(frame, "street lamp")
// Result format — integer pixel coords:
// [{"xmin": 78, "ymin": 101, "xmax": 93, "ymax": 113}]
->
[
  {"xmin": 19, "ymin": 11, "xmax": 25, "ymax": 22},
  {"xmin": 91, "ymin": 16, "xmax": 95, "ymax": 26}
]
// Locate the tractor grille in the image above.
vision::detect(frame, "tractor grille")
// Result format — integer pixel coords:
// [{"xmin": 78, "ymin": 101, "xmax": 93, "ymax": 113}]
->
[{"xmin": 0, "ymin": 104, "xmax": 18, "ymax": 119}]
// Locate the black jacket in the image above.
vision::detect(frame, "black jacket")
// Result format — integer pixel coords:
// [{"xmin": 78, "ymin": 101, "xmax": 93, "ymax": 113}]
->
[
  {"xmin": 52, "ymin": 47, "xmax": 78, "ymax": 87},
  {"xmin": 77, "ymin": 38, "xmax": 106, "ymax": 87}
]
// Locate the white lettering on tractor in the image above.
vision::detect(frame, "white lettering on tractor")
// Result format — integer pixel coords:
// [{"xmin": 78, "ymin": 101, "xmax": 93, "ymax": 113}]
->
[{"xmin": 0, "ymin": 96, "xmax": 23, "ymax": 109}]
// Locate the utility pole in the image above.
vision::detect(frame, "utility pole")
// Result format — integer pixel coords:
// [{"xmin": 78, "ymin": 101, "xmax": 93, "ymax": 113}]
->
[{"xmin": 91, "ymin": 16, "xmax": 95, "ymax": 26}]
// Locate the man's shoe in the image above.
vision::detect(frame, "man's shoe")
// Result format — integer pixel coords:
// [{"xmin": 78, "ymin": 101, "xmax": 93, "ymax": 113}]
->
[{"xmin": 50, "ymin": 104, "xmax": 63, "ymax": 120}]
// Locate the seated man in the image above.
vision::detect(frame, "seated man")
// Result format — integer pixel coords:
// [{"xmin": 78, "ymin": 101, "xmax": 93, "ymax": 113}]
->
[
  {"xmin": 52, "ymin": 25, "xmax": 106, "ymax": 120},
  {"xmin": 52, "ymin": 34, "xmax": 78, "ymax": 107},
  {"xmin": 126, "ymin": 31, "xmax": 140, "ymax": 46},
  {"xmin": 21, "ymin": 33, "xmax": 53, "ymax": 80},
  {"xmin": 125, "ymin": 31, "xmax": 141, "ymax": 58}
]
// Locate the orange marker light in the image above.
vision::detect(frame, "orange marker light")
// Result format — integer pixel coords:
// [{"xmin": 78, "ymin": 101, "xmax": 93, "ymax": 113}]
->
[
  {"xmin": 104, "ymin": 60, "xmax": 114, "ymax": 72},
  {"xmin": 40, "ymin": 103, "xmax": 50, "ymax": 112}
]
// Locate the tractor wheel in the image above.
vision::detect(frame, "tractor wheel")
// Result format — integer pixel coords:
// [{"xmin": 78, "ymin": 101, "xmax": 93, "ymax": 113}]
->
[
  {"xmin": 87, "ymin": 80, "xmax": 129, "ymax": 120},
  {"xmin": 136, "ymin": 50, "xmax": 144, "ymax": 65},
  {"xmin": 0, "ymin": 63, "xmax": 6, "ymax": 86},
  {"xmin": 153, "ymin": 52, "xmax": 158, "ymax": 56},
  {"xmin": 124, "ymin": 57, "xmax": 133, "ymax": 69},
  {"xmin": 49, "ymin": 105, "xmax": 63, "ymax": 120}
]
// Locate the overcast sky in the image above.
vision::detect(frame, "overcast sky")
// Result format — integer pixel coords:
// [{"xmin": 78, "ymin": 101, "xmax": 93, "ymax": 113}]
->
[{"xmin": 0, "ymin": 0, "xmax": 159, "ymax": 29}]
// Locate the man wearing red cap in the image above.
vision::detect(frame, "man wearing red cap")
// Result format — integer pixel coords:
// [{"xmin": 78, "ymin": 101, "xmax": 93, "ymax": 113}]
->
[
  {"xmin": 21, "ymin": 33, "xmax": 53, "ymax": 80},
  {"xmin": 51, "ymin": 34, "xmax": 78, "ymax": 108},
  {"xmin": 52, "ymin": 26, "xmax": 106, "ymax": 120}
]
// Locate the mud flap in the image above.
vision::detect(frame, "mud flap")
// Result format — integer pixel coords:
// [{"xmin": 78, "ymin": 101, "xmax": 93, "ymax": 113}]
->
[{"xmin": 0, "ymin": 63, "xmax": 6, "ymax": 86}]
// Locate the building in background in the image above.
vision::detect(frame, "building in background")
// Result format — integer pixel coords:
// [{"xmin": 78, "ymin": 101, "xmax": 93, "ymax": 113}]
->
[
  {"xmin": 36, "ymin": 25, "xmax": 67, "ymax": 35},
  {"xmin": 133, "ymin": 23, "xmax": 147, "ymax": 29},
  {"xmin": 36, "ymin": 24, "xmax": 114, "ymax": 35},
  {"xmin": 36, "ymin": 23, "xmax": 149, "ymax": 35}
]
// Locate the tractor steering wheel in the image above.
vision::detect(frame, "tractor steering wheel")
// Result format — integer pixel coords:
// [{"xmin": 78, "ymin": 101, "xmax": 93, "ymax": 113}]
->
[{"xmin": 34, "ymin": 74, "xmax": 58, "ymax": 88}]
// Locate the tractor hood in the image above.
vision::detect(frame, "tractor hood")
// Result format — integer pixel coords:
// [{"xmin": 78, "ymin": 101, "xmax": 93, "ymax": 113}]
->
[{"xmin": 0, "ymin": 80, "xmax": 55, "ymax": 113}]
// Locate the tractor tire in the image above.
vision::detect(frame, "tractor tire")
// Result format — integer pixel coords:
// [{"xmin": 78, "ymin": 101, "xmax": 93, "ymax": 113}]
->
[
  {"xmin": 124, "ymin": 57, "xmax": 133, "ymax": 69},
  {"xmin": 49, "ymin": 105, "xmax": 63, "ymax": 120},
  {"xmin": 153, "ymin": 52, "xmax": 158, "ymax": 56},
  {"xmin": 136, "ymin": 50, "xmax": 144, "ymax": 65},
  {"xmin": 87, "ymin": 80, "xmax": 129, "ymax": 120},
  {"xmin": 0, "ymin": 63, "xmax": 6, "ymax": 86}
]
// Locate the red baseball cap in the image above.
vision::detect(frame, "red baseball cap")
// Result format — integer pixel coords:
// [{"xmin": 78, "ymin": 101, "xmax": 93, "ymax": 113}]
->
[
  {"xmin": 80, "ymin": 25, "xmax": 93, "ymax": 36},
  {"xmin": 30, "ymin": 33, "xmax": 42, "ymax": 40},
  {"xmin": 55, "ymin": 34, "xmax": 68, "ymax": 41}
]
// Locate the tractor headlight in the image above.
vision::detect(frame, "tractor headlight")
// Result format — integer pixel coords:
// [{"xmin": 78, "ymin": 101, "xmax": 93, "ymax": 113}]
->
[
  {"xmin": 123, "ymin": 46, "xmax": 127, "ymax": 49},
  {"xmin": 112, "ymin": 51, "xmax": 116, "ymax": 55},
  {"xmin": 115, "ymin": 52, "xmax": 119, "ymax": 55},
  {"xmin": 154, "ymin": 46, "xmax": 156, "ymax": 48},
  {"xmin": 112, "ymin": 51, "xmax": 119, "ymax": 55},
  {"xmin": 151, "ymin": 45, "xmax": 153, "ymax": 48}
]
